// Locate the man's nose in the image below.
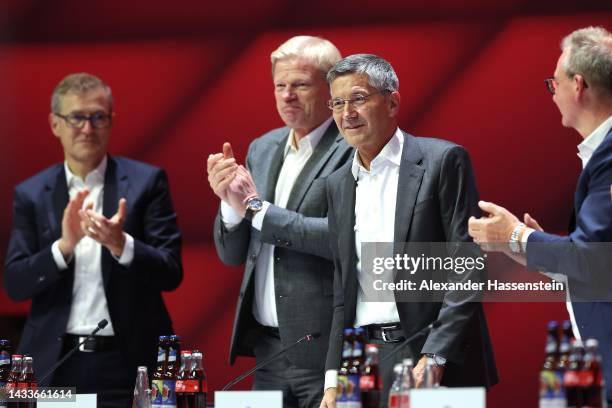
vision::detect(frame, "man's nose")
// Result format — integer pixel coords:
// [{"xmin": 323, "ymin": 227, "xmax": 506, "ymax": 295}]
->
[
  {"xmin": 282, "ymin": 87, "xmax": 297, "ymax": 101},
  {"xmin": 81, "ymin": 119, "xmax": 94, "ymax": 133}
]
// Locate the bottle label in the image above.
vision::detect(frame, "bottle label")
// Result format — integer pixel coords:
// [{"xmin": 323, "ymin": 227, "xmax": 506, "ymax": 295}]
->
[
  {"xmin": 175, "ymin": 380, "xmax": 199, "ymax": 393},
  {"xmin": 578, "ymin": 371, "xmax": 594, "ymax": 387},
  {"xmin": 388, "ymin": 393, "xmax": 399, "ymax": 408},
  {"xmin": 359, "ymin": 375, "xmax": 375, "ymax": 391},
  {"xmin": 563, "ymin": 370, "xmax": 579, "ymax": 387},
  {"xmin": 540, "ymin": 370, "xmax": 564, "ymax": 399},
  {"xmin": 346, "ymin": 374, "xmax": 360, "ymax": 401},
  {"xmin": 168, "ymin": 348, "xmax": 177, "ymax": 363},
  {"xmin": 337, "ymin": 375, "xmax": 348, "ymax": 401},
  {"xmin": 151, "ymin": 379, "xmax": 177, "ymax": 407}
]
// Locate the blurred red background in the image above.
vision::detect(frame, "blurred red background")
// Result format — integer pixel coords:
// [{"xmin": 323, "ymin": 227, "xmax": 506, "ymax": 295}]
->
[{"xmin": 1, "ymin": 1, "xmax": 611, "ymax": 406}]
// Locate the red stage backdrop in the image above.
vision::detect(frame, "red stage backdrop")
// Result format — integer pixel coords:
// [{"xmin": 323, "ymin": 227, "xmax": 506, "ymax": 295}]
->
[{"xmin": 1, "ymin": 1, "xmax": 611, "ymax": 406}]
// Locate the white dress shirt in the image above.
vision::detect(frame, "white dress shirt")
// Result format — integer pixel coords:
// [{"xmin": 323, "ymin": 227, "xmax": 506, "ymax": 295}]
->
[
  {"xmin": 522, "ymin": 115, "xmax": 612, "ymax": 340},
  {"xmin": 221, "ymin": 117, "xmax": 332, "ymax": 327},
  {"xmin": 353, "ymin": 129, "xmax": 404, "ymax": 327},
  {"xmin": 50, "ymin": 156, "xmax": 134, "ymax": 336},
  {"xmin": 325, "ymin": 128, "xmax": 404, "ymax": 391}
]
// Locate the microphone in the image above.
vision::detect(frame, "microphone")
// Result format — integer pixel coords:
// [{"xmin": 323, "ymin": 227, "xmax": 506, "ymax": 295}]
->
[
  {"xmin": 222, "ymin": 332, "xmax": 321, "ymax": 391},
  {"xmin": 379, "ymin": 320, "xmax": 440, "ymax": 365},
  {"xmin": 39, "ymin": 319, "xmax": 109, "ymax": 386}
]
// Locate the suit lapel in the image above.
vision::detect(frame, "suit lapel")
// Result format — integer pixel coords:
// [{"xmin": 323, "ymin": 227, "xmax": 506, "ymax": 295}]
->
[
  {"xmin": 285, "ymin": 122, "xmax": 339, "ymax": 211},
  {"xmin": 46, "ymin": 165, "xmax": 69, "ymax": 238},
  {"xmin": 337, "ymin": 165, "xmax": 359, "ymax": 321},
  {"xmin": 394, "ymin": 132, "xmax": 425, "ymax": 244},
  {"xmin": 262, "ymin": 133, "xmax": 287, "ymax": 203},
  {"xmin": 101, "ymin": 156, "xmax": 128, "ymax": 288}
]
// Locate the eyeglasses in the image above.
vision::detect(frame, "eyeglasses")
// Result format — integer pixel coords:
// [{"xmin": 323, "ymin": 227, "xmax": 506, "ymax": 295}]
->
[
  {"xmin": 545, "ymin": 75, "xmax": 589, "ymax": 96},
  {"xmin": 327, "ymin": 90, "xmax": 389, "ymax": 112},
  {"xmin": 54, "ymin": 112, "xmax": 112, "ymax": 129},
  {"xmin": 544, "ymin": 77, "xmax": 557, "ymax": 95}
]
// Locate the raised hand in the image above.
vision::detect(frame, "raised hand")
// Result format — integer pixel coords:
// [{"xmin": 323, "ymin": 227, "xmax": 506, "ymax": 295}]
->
[
  {"xmin": 80, "ymin": 198, "xmax": 127, "ymax": 257},
  {"xmin": 58, "ymin": 189, "xmax": 90, "ymax": 259}
]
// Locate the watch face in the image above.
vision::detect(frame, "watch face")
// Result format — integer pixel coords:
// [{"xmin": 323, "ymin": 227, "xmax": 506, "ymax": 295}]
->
[{"xmin": 247, "ymin": 198, "xmax": 263, "ymax": 211}]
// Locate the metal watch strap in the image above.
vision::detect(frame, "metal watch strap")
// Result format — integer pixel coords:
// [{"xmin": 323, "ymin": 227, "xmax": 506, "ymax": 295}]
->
[{"xmin": 509, "ymin": 222, "xmax": 526, "ymax": 253}]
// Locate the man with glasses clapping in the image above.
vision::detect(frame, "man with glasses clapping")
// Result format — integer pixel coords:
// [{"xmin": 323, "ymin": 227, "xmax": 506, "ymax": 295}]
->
[{"xmin": 4, "ymin": 73, "xmax": 183, "ymax": 407}]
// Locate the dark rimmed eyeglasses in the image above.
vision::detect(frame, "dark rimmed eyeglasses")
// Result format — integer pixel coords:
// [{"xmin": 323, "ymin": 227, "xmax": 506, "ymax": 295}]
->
[
  {"xmin": 545, "ymin": 75, "xmax": 589, "ymax": 95},
  {"xmin": 544, "ymin": 77, "xmax": 557, "ymax": 95},
  {"xmin": 54, "ymin": 112, "xmax": 113, "ymax": 129},
  {"xmin": 327, "ymin": 90, "xmax": 390, "ymax": 112}
]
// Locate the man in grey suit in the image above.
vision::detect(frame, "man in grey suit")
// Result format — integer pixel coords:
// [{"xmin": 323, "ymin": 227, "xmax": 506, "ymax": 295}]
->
[
  {"xmin": 207, "ymin": 36, "xmax": 352, "ymax": 407},
  {"xmin": 319, "ymin": 54, "xmax": 498, "ymax": 407}
]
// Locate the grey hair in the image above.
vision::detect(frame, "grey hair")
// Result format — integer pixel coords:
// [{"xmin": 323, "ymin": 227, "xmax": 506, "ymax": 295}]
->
[
  {"xmin": 51, "ymin": 73, "xmax": 113, "ymax": 113},
  {"xmin": 270, "ymin": 35, "xmax": 341, "ymax": 76},
  {"xmin": 326, "ymin": 54, "xmax": 399, "ymax": 92},
  {"xmin": 561, "ymin": 26, "xmax": 612, "ymax": 95}
]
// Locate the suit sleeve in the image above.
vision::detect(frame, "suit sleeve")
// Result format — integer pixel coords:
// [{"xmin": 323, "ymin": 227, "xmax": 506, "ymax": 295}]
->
[
  {"xmin": 526, "ymin": 146, "xmax": 612, "ymax": 290},
  {"xmin": 124, "ymin": 169, "xmax": 183, "ymax": 291},
  {"xmin": 324, "ymin": 177, "xmax": 345, "ymax": 372},
  {"xmin": 421, "ymin": 145, "xmax": 482, "ymax": 363},
  {"xmin": 4, "ymin": 187, "xmax": 66, "ymax": 302},
  {"xmin": 258, "ymin": 205, "xmax": 332, "ymax": 260}
]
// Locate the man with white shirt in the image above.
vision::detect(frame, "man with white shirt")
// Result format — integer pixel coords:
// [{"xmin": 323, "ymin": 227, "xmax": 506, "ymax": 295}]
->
[
  {"xmin": 4, "ymin": 73, "xmax": 182, "ymax": 407},
  {"xmin": 468, "ymin": 26, "xmax": 612, "ymax": 403},
  {"xmin": 208, "ymin": 36, "xmax": 351, "ymax": 407},
  {"xmin": 320, "ymin": 54, "xmax": 498, "ymax": 408}
]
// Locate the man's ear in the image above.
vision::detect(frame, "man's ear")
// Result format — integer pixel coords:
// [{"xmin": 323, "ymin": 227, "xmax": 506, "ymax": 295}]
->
[
  {"xmin": 49, "ymin": 113, "xmax": 61, "ymax": 137},
  {"xmin": 573, "ymin": 74, "xmax": 588, "ymax": 100},
  {"xmin": 388, "ymin": 91, "xmax": 401, "ymax": 117}
]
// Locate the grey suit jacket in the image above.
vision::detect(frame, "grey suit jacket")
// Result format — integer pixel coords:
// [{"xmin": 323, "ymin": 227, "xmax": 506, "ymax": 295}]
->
[
  {"xmin": 325, "ymin": 131, "xmax": 498, "ymax": 387},
  {"xmin": 214, "ymin": 121, "xmax": 353, "ymax": 369}
]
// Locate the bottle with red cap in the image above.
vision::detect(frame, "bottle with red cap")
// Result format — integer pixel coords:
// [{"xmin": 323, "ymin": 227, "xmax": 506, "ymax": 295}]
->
[
  {"xmin": 388, "ymin": 363, "xmax": 403, "ymax": 408},
  {"xmin": 175, "ymin": 351, "xmax": 193, "ymax": 408},
  {"xmin": 19, "ymin": 356, "xmax": 37, "ymax": 408},
  {"xmin": 190, "ymin": 351, "xmax": 207, "ymax": 408},
  {"xmin": 6, "ymin": 355, "xmax": 23, "ymax": 408},
  {"xmin": 0, "ymin": 341, "xmax": 11, "ymax": 408},
  {"xmin": 580, "ymin": 338, "xmax": 603, "ymax": 408},
  {"xmin": 360, "ymin": 344, "xmax": 380, "ymax": 408},
  {"xmin": 564, "ymin": 339, "xmax": 584, "ymax": 408}
]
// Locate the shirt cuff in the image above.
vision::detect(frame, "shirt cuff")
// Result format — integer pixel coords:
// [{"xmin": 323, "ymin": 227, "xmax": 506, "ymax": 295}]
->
[
  {"xmin": 324, "ymin": 369, "xmax": 338, "ymax": 391},
  {"xmin": 251, "ymin": 201, "xmax": 271, "ymax": 231},
  {"xmin": 220, "ymin": 200, "xmax": 243, "ymax": 229},
  {"xmin": 521, "ymin": 227, "xmax": 535, "ymax": 244},
  {"xmin": 51, "ymin": 240, "xmax": 70, "ymax": 270},
  {"xmin": 113, "ymin": 233, "xmax": 134, "ymax": 266}
]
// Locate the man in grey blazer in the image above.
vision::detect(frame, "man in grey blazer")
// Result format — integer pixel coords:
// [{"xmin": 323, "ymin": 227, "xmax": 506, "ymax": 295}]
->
[
  {"xmin": 207, "ymin": 36, "xmax": 352, "ymax": 407},
  {"xmin": 320, "ymin": 54, "xmax": 498, "ymax": 408}
]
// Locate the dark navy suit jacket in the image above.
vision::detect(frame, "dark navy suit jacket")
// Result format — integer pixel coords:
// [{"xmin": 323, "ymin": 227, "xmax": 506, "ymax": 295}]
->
[
  {"xmin": 4, "ymin": 155, "xmax": 182, "ymax": 382},
  {"xmin": 527, "ymin": 127, "xmax": 612, "ymax": 399}
]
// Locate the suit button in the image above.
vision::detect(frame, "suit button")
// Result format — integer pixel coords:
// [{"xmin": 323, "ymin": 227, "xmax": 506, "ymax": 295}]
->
[
  {"xmin": 37, "ymin": 276, "xmax": 46, "ymax": 283},
  {"xmin": 57, "ymin": 336, "xmax": 62, "ymax": 341},
  {"xmin": 250, "ymin": 253, "xmax": 257, "ymax": 260},
  {"xmin": 285, "ymin": 241, "xmax": 291, "ymax": 247},
  {"xmin": 275, "ymin": 257, "xmax": 280, "ymax": 262}
]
